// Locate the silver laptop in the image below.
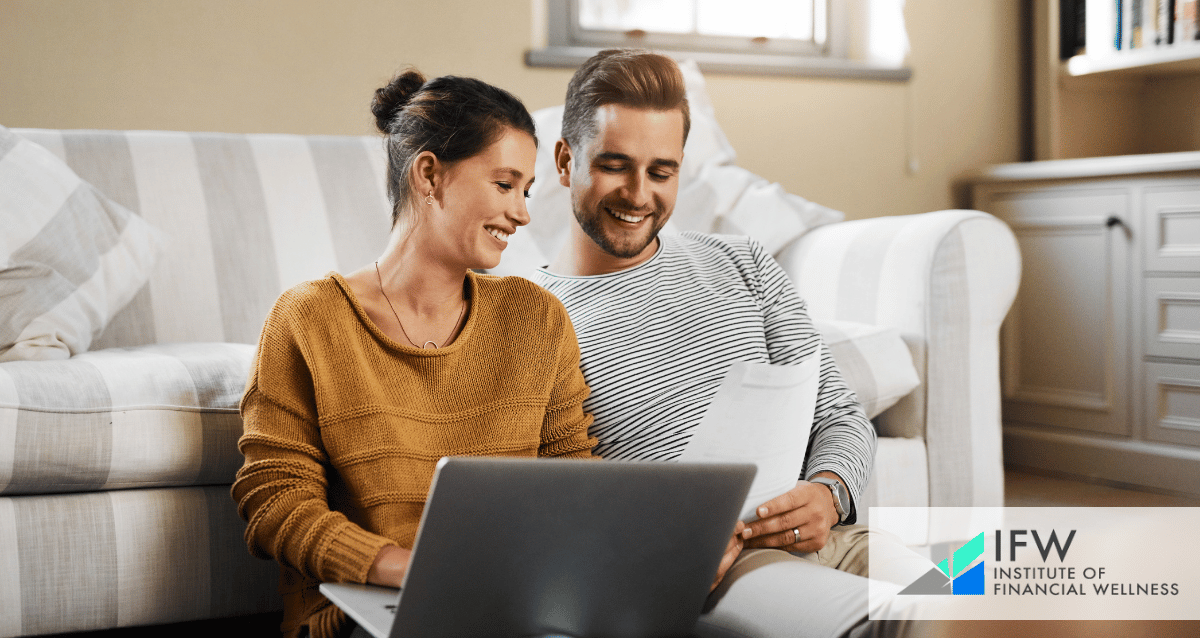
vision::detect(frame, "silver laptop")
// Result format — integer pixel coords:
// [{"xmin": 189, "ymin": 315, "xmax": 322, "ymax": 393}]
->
[{"xmin": 321, "ymin": 456, "xmax": 756, "ymax": 638}]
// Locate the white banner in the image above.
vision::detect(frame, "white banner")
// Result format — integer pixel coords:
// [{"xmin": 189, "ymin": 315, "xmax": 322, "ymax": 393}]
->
[{"xmin": 869, "ymin": 507, "xmax": 1200, "ymax": 620}]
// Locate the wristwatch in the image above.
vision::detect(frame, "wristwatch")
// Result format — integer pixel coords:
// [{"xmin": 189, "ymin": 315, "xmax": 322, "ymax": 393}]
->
[{"xmin": 810, "ymin": 477, "xmax": 850, "ymax": 525}]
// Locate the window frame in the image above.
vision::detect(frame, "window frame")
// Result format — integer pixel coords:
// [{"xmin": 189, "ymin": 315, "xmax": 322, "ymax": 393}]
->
[{"xmin": 526, "ymin": 0, "xmax": 911, "ymax": 81}]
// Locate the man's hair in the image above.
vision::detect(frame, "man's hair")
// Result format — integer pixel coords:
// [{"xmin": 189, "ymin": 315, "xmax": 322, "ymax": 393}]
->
[{"xmin": 561, "ymin": 49, "xmax": 691, "ymax": 149}]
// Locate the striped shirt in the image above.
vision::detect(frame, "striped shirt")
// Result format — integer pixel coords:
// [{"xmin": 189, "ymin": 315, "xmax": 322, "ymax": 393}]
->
[{"xmin": 533, "ymin": 232, "xmax": 876, "ymax": 519}]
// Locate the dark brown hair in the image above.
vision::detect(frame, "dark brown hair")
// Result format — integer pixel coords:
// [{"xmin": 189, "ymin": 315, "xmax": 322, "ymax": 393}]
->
[
  {"xmin": 371, "ymin": 69, "xmax": 537, "ymax": 227},
  {"xmin": 561, "ymin": 49, "xmax": 690, "ymax": 149}
]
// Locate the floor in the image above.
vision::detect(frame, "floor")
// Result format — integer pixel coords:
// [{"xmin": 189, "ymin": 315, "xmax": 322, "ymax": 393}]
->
[
  {"xmin": 1003, "ymin": 466, "xmax": 1200, "ymax": 507},
  {"xmin": 43, "ymin": 468, "xmax": 1200, "ymax": 638}
]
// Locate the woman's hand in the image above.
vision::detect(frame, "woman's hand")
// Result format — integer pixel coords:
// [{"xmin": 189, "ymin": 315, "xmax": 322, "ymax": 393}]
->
[
  {"xmin": 366, "ymin": 545, "xmax": 413, "ymax": 588},
  {"xmin": 711, "ymin": 521, "xmax": 745, "ymax": 592}
]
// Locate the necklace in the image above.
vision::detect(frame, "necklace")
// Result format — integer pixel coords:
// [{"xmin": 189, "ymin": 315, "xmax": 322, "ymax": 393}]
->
[{"xmin": 374, "ymin": 261, "xmax": 465, "ymax": 349}]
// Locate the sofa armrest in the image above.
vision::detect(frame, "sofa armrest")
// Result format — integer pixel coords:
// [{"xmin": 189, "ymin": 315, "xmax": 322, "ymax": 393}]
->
[{"xmin": 775, "ymin": 210, "xmax": 1020, "ymax": 507}]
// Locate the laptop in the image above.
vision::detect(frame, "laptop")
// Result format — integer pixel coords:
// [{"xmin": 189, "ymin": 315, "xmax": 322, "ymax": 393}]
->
[{"xmin": 320, "ymin": 456, "xmax": 756, "ymax": 638}]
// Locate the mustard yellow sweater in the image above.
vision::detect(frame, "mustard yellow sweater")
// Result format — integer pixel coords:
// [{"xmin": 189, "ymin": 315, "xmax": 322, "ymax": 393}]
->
[{"xmin": 233, "ymin": 271, "xmax": 596, "ymax": 638}]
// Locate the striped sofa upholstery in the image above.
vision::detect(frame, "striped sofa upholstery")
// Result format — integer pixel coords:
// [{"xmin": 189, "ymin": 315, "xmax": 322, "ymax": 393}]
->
[
  {"xmin": 2, "ymin": 129, "xmax": 392, "ymax": 638},
  {"xmin": 779, "ymin": 211, "xmax": 1022, "ymax": 512},
  {"xmin": 0, "ymin": 128, "xmax": 1019, "ymax": 637},
  {"xmin": 11, "ymin": 130, "xmax": 393, "ymax": 348}
]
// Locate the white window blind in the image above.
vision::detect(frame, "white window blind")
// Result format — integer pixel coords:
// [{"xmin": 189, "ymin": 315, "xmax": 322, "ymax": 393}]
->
[{"xmin": 576, "ymin": 0, "xmax": 824, "ymax": 52}]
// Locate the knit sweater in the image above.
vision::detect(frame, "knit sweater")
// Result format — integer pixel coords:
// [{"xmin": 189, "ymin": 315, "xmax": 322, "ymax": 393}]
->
[{"xmin": 232, "ymin": 271, "xmax": 596, "ymax": 638}]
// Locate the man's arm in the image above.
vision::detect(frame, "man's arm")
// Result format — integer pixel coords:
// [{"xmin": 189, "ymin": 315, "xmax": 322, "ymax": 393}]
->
[{"xmin": 737, "ymin": 238, "xmax": 876, "ymax": 550}]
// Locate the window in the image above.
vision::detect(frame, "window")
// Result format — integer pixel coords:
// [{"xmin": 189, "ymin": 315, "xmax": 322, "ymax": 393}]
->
[
  {"xmin": 575, "ymin": 0, "xmax": 827, "ymax": 56},
  {"xmin": 527, "ymin": 0, "xmax": 911, "ymax": 80}
]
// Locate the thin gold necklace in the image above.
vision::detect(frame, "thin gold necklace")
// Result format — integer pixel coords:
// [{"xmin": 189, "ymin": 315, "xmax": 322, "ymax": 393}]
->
[{"xmin": 374, "ymin": 261, "xmax": 465, "ymax": 349}]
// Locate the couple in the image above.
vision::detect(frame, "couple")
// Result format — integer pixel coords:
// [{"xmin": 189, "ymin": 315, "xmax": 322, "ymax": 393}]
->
[{"xmin": 233, "ymin": 49, "xmax": 929, "ymax": 638}]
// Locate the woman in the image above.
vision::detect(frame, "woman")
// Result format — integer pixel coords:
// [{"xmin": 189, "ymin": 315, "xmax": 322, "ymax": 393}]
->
[{"xmin": 232, "ymin": 70, "xmax": 597, "ymax": 638}]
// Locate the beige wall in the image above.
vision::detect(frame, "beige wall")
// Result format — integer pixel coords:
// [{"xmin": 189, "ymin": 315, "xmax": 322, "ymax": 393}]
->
[
  {"xmin": 1144, "ymin": 75, "xmax": 1200, "ymax": 155},
  {"xmin": 0, "ymin": 0, "xmax": 1025, "ymax": 221}
]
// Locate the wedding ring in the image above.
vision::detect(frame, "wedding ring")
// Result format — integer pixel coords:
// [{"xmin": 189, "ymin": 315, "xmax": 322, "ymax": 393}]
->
[{"xmin": 792, "ymin": 528, "xmax": 800, "ymax": 543}]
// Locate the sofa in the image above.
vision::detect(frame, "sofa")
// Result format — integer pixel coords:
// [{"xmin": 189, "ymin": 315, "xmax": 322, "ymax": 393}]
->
[{"xmin": 0, "ymin": 88, "xmax": 1019, "ymax": 636}]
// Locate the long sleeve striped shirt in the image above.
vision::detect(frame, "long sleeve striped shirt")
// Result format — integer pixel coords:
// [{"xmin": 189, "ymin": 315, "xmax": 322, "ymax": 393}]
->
[{"xmin": 533, "ymin": 232, "xmax": 875, "ymax": 521}]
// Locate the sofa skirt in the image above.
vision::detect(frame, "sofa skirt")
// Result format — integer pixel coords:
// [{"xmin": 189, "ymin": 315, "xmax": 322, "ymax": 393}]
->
[{"xmin": 0, "ymin": 485, "xmax": 280, "ymax": 637}]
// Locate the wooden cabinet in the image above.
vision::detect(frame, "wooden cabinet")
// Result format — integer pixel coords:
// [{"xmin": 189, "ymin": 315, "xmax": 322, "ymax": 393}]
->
[{"xmin": 972, "ymin": 153, "xmax": 1200, "ymax": 496}]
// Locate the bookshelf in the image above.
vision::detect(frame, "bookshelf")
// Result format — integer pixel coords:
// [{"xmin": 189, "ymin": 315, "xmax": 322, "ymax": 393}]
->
[
  {"xmin": 1034, "ymin": 0, "xmax": 1200, "ymax": 160},
  {"xmin": 1065, "ymin": 42, "xmax": 1200, "ymax": 75}
]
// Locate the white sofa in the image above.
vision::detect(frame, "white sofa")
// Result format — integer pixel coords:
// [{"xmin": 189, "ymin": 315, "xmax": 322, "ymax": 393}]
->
[{"xmin": 0, "ymin": 124, "xmax": 1019, "ymax": 636}]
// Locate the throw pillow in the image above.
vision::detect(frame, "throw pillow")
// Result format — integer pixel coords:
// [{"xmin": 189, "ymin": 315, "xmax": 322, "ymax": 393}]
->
[
  {"xmin": 0, "ymin": 125, "xmax": 166, "ymax": 362},
  {"xmin": 493, "ymin": 59, "xmax": 843, "ymax": 277},
  {"xmin": 814, "ymin": 319, "xmax": 920, "ymax": 419}
]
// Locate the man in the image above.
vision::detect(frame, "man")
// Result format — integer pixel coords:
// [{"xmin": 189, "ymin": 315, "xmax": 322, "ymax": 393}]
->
[{"xmin": 532, "ymin": 49, "xmax": 931, "ymax": 637}]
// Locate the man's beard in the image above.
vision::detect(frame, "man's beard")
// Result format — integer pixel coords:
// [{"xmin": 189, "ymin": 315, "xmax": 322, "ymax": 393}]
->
[{"xmin": 572, "ymin": 197, "xmax": 667, "ymax": 259}]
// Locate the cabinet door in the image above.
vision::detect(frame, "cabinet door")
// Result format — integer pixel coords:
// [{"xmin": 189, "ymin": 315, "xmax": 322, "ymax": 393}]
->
[{"xmin": 984, "ymin": 186, "xmax": 1132, "ymax": 436}]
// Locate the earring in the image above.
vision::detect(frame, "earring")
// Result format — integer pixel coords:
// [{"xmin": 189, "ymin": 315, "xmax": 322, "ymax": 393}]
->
[{"xmin": 425, "ymin": 192, "xmax": 435, "ymax": 206}]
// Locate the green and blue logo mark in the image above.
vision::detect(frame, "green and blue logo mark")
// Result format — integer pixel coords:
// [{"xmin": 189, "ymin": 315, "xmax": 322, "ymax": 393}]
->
[{"xmin": 899, "ymin": 532, "xmax": 985, "ymax": 596}]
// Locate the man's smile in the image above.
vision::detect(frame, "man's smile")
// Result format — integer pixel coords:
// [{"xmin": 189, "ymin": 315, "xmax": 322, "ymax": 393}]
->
[{"xmin": 605, "ymin": 206, "xmax": 648, "ymax": 224}]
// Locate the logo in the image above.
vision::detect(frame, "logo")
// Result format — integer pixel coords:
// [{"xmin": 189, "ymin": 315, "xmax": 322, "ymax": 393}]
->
[{"xmin": 899, "ymin": 532, "xmax": 985, "ymax": 596}]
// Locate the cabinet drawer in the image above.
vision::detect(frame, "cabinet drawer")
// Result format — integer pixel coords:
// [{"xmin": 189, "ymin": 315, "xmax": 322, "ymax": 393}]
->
[
  {"xmin": 1144, "ymin": 184, "xmax": 1200, "ymax": 274},
  {"xmin": 1144, "ymin": 278, "xmax": 1200, "ymax": 360},
  {"xmin": 1144, "ymin": 362, "xmax": 1200, "ymax": 448}
]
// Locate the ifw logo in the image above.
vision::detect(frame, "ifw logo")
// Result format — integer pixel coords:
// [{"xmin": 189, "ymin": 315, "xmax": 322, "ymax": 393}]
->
[{"xmin": 899, "ymin": 532, "xmax": 985, "ymax": 596}]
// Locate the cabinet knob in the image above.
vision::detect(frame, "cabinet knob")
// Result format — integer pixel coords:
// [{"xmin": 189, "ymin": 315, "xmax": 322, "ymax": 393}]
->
[{"xmin": 1105, "ymin": 215, "xmax": 1125, "ymax": 229}]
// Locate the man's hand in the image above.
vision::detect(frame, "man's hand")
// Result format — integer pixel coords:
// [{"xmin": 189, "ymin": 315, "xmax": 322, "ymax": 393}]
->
[
  {"xmin": 711, "ymin": 521, "xmax": 745, "ymax": 592},
  {"xmin": 740, "ymin": 474, "xmax": 841, "ymax": 553}
]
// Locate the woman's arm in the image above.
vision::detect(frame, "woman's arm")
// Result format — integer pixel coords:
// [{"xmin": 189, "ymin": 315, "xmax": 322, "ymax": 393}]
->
[
  {"xmin": 538, "ymin": 303, "xmax": 597, "ymax": 458},
  {"xmin": 232, "ymin": 299, "xmax": 398, "ymax": 585}
]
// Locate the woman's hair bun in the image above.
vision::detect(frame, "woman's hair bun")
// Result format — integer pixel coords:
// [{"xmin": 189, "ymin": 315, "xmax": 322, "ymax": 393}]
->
[{"xmin": 372, "ymin": 69, "xmax": 427, "ymax": 134}]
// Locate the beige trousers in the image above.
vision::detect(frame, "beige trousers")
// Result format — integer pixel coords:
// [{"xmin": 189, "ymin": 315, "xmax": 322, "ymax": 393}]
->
[{"xmin": 694, "ymin": 524, "xmax": 937, "ymax": 638}]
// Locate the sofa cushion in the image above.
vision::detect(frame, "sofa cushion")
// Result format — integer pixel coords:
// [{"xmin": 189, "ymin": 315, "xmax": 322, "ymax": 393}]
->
[
  {"xmin": 493, "ymin": 60, "xmax": 843, "ymax": 277},
  {"xmin": 858, "ymin": 436, "xmax": 930, "ymax": 542},
  {"xmin": 0, "ymin": 342, "xmax": 253, "ymax": 495},
  {"xmin": 814, "ymin": 319, "xmax": 919, "ymax": 419},
  {"xmin": 0, "ymin": 125, "xmax": 166, "ymax": 362}
]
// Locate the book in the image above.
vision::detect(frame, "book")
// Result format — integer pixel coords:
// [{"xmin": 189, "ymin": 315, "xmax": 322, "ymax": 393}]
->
[
  {"xmin": 1164, "ymin": 0, "xmax": 1176, "ymax": 44},
  {"xmin": 1137, "ymin": 0, "xmax": 1159, "ymax": 46},
  {"xmin": 1086, "ymin": 0, "xmax": 1118, "ymax": 55},
  {"xmin": 1116, "ymin": 0, "xmax": 1124, "ymax": 49},
  {"xmin": 1178, "ymin": 0, "xmax": 1198, "ymax": 42},
  {"xmin": 1077, "ymin": 0, "xmax": 1090, "ymax": 53},
  {"xmin": 1061, "ymin": 0, "xmax": 1089, "ymax": 58},
  {"xmin": 1156, "ymin": 0, "xmax": 1170, "ymax": 45},
  {"xmin": 1166, "ymin": 0, "xmax": 1176, "ymax": 42},
  {"xmin": 1132, "ymin": 0, "xmax": 1143, "ymax": 47}
]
